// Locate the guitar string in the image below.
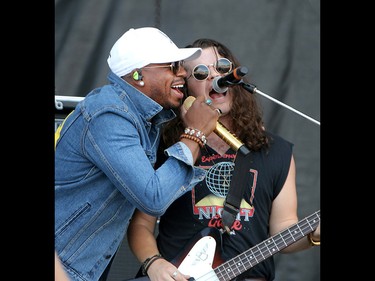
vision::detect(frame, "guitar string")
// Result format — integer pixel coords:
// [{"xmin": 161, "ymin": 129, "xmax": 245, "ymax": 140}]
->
[
  {"xmin": 215, "ymin": 211, "xmax": 320, "ymax": 281},
  {"xmin": 192, "ymin": 211, "xmax": 320, "ymax": 281}
]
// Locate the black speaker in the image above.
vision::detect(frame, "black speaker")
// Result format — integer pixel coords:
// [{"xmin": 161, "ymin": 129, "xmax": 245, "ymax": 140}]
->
[{"xmin": 54, "ymin": 95, "xmax": 84, "ymax": 131}]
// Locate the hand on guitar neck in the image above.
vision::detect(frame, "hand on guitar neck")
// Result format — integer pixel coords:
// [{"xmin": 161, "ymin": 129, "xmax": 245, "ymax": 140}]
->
[{"xmin": 132, "ymin": 211, "xmax": 320, "ymax": 281}]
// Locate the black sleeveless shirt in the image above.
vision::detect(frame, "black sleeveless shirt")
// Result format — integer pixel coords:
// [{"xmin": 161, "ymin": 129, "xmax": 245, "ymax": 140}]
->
[{"xmin": 156, "ymin": 132, "xmax": 293, "ymax": 281}]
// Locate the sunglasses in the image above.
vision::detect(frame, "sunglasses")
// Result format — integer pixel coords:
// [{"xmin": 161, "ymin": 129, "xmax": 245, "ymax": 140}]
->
[
  {"xmin": 188, "ymin": 58, "xmax": 233, "ymax": 81},
  {"xmin": 143, "ymin": 61, "xmax": 182, "ymax": 75}
]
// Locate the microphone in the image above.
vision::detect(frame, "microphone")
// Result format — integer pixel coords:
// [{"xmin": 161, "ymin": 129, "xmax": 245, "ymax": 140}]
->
[
  {"xmin": 212, "ymin": 66, "xmax": 248, "ymax": 94},
  {"xmin": 183, "ymin": 96, "xmax": 249, "ymax": 154}
]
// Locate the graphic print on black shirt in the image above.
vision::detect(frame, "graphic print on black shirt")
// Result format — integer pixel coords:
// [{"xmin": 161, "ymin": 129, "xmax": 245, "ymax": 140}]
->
[
  {"xmin": 192, "ymin": 146, "xmax": 257, "ymax": 234},
  {"xmin": 157, "ymin": 133, "xmax": 293, "ymax": 280}
]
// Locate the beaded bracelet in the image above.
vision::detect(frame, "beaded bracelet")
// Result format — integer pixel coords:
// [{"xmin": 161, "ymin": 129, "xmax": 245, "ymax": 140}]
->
[
  {"xmin": 308, "ymin": 232, "xmax": 320, "ymax": 246},
  {"xmin": 180, "ymin": 133, "xmax": 204, "ymax": 148},
  {"xmin": 141, "ymin": 254, "xmax": 163, "ymax": 275},
  {"xmin": 184, "ymin": 127, "xmax": 207, "ymax": 145}
]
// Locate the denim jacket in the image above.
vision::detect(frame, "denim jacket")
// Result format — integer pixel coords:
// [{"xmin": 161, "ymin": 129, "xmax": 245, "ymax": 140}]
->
[{"xmin": 55, "ymin": 71, "xmax": 206, "ymax": 281}]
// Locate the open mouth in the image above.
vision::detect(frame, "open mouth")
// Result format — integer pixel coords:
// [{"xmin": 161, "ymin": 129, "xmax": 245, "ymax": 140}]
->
[
  {"xmin": 209, "ymin": 88, "xmax": 227, "ymax": 100},
  {"xmin": 171, "ymin": 84, "xmax": 184, "ymax": 94},
  {"xmin": 171, "ymin": 84, "xmax": 186, "ymax": 100}
]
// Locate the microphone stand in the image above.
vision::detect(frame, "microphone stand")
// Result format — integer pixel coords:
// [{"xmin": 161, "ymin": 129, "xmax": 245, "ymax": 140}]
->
[{"xmin": 238, "ymin": 81, "xmax": 320, "ymax": 126}]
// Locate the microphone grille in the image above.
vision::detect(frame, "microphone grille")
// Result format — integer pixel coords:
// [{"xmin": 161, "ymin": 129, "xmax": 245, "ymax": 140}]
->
[{"xmin": 212, "ymin": 76, "xmax": 228, "ymax": 94}]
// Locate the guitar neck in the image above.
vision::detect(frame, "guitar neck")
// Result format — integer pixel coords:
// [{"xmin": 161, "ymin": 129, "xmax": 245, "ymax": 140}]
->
[{"xmin": 213, "ymin": 210, "xmax": 320, "ymax": 281}]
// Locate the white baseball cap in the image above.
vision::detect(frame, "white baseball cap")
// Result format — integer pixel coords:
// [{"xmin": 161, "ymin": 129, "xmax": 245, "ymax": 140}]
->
[{"xmin": 107, "ymin": 27, "xmax": 202, "ymax": 77}]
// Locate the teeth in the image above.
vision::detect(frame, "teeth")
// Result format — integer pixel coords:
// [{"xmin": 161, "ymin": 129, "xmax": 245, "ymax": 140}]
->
[{"xmin": 172, "ymin": 85, "xmax": 184, "ymax": 88}]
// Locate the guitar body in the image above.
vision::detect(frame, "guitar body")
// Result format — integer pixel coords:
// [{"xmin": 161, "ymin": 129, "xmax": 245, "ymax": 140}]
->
[
  {"xmin": 130, "ymin": 211, "xmax": 320, "ymax": 281},
  {"xmin": 171, "ymin": 227, "xmax": 224, "ymax": 270},
  {"xmin": 172, "ymin": 227, "xmax": 224, "ymax": 280}
]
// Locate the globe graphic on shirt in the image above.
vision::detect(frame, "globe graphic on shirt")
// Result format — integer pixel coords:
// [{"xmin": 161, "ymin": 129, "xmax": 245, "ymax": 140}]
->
[{"xmin": 205, "ymin": 161, "xmax": 235, "ymax": 198}]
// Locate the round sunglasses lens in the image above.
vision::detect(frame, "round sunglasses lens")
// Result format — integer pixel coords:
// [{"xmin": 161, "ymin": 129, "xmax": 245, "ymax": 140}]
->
[
  {"xmin": 193, "ymin": 65, "xmax": 209, "ymax": 80},
  {"xmin": 216, "ymin": 58, "xmax": 232, "ymax": 74}
]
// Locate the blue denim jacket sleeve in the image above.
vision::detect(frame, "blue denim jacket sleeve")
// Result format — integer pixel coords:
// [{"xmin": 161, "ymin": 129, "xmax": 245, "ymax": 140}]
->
[
  {"xmin": 82, "ymin": 110, "xmax": 206, "ymax": 216},
  {"xmin": 55, "ymin": 73, "xmax": 207, "ymax": 217},
  {"xmin": 54, "ymin": 73, "xmax": 207, "ymax": 280},
  {"xmin": 170, "ymin": 141, "xmax": 194, "ymax": 165}
]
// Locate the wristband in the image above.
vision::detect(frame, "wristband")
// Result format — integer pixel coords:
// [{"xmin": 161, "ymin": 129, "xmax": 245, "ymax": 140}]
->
[
  {"xmin": 141, "ymin": 254, "xmax": 162, "ymax": 275},
  {"xmin": 144, "ymin": 256, "xmax": 164, "ymax": 275}
]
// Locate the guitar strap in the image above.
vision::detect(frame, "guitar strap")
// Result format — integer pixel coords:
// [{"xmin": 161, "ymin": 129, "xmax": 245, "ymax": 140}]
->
[{"xmin": 222, "ymin": 145, "xmax": 252, "ymax": 234}]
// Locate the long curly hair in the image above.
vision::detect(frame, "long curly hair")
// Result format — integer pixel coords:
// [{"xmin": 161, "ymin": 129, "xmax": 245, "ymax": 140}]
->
[{"xmin": 162, "ymin": 38, "xmax": 269, "ymax": 151}]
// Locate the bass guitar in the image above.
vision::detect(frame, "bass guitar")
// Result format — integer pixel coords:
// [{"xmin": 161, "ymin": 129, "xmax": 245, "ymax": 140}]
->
[{"xmin": 137, "ymin": 210, "xmax": 320, "ymax": 281}]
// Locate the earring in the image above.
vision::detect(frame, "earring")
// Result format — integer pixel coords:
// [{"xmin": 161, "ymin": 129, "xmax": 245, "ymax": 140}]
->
[
  {"xmin": 132, "ymin": 70, "xmax": 142, "ymax": 80},
  {"xmin": 132, "ymin": 69, "xmax": 144, "ymax": 86}
]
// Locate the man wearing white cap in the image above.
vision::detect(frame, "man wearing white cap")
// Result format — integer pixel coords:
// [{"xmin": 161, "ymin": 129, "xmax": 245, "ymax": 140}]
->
[{"xmin": 55, "ymin": 27, "xmax": 220, "ymax": 281}]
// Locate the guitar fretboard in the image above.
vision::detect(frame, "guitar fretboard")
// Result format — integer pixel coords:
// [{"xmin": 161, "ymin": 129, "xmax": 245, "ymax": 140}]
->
[{"xmin": 214, "ymin": 210, "xmax": 320, "ymax": 281}]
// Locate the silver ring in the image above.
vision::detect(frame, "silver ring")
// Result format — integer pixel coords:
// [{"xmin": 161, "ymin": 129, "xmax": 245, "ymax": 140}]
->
[
  {"xmin": 172, "ymin": 271, "xmax": 178, "ymax": 278},
  {"xmin": 215, "ymin": 108, "xmax": 222, "ymax": 116},
  {"xmin": 205, "ymin": 99, "xmax": 212, "ymax": 106}
]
